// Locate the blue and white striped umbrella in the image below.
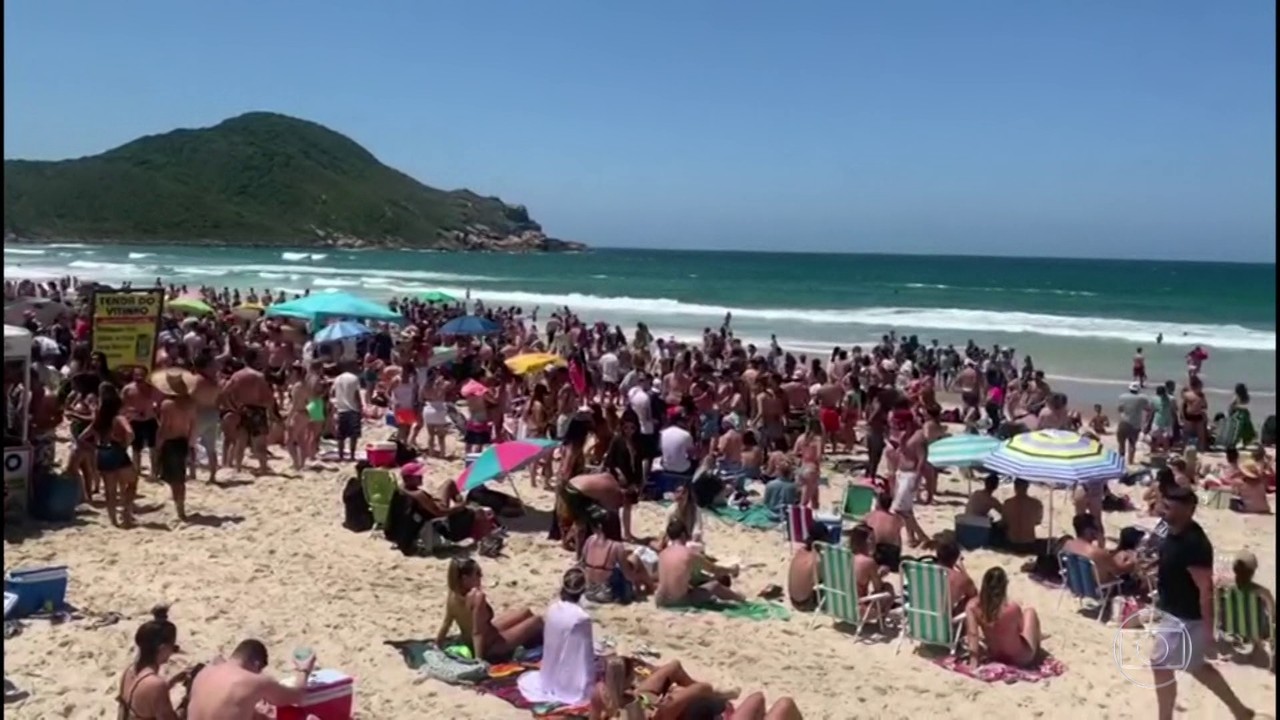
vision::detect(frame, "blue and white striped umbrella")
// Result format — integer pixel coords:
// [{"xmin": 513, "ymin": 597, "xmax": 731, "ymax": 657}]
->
[
  {"xmin": 927, "ymin": 435, "xmax": 1000, "ymax": 469},
  {"xmin": 982, "ymin": 429, "xmax": 1123, "ymax": 488}
]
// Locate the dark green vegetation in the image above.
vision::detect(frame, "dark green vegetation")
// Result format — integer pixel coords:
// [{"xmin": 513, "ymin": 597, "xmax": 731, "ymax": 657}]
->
[{"xmin": 4, "ymin": 112, "xmax": 580, "ymax": 250}]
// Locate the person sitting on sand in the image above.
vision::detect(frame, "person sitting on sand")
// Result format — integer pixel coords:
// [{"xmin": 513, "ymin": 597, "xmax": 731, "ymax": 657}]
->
[
  {"xmin": 787, "ymin": 530, "xmax": 822, "ymax": 612},
  {"xmin": 762, "ymin": 461, "xmax": 801, "ymax": 512},
  {"xmin": 1228, "ymin": 462, "xmax": 1272, "ymax": 515},
  {"xmin": 590, "ymin": 656, "xmax": 754, "ymax": 720},
  {"xmin": 117, "ymin": 606, "xmax": 188, "ymax": 720},
  {"xmin": 964, "ymin": 474, "xmax": 1005, "ymax": 523},
  {"xmin": 186, "ymin": 639, "xmax": 313, "ymax": 720},
  {"xmin": 740, "ymin": 430, "xmax": 765, "ymax": 481},
  {"xmin": 582, "ymin": 514, "xmax": 654, "ymax": 602},
  {"xmin": 1144, "ymin": 468, "xmax": 1180, "ymax": 516},
  {"xmin": 965, "ymin": 567, "xmax": 1043, "ymax": 669},
  {"xmin": 1251, "ymin": 447, "xmax": 1276, "ymax": 493},
  {"xmin": 396, "ymin": 462, "xmax": 494, "ymax": 543},
  {"xmin": 436, "ymin": 558, "xmax": 544, "ymax": 663},
  {"xmin": 655, "ymin": 518, "xmax": 742, "ymax": 608},
  {"xmin": 999, "ymin": 479, "xmax": 1045, "ymax": 555},
  {"xmin": 935, "ymin": 536, "xmax": 978, "ymax": 618},
  {"xmin": 518, "ymin": 568, "xmax": 596, "ymax": 707},
  {"xmin": 1087, "ymin": 404, "xmax": 1111, "ymax": 438},
  {"xmin": 659, "ymin": 478, "xmax": 704, "ymax": 550}
]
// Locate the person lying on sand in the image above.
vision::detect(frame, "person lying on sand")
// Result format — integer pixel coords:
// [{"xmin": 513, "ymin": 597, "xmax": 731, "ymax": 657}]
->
[
  {"xmin": 437, "ymin": 558, "xmax": 544, "ymax": 663},
  {"xmin": 965, "ymin": 567, "xmax": 1043, "ymax": 669},
  {"xmin": 590, "ymin": 657, "xmax": 748, "ymax": 720},
  {"xmin": 655, "ymin": 518, "xmax": 742, "ymax": 608},
  {"xmin": 186, "ymin": 639, "xmax": 312, "ymax": 720}
]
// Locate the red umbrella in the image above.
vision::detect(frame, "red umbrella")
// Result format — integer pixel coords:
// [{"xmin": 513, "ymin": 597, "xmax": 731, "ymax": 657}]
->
[
  {"xmin": 461, "ymin": 379, "xmax": 487, "ymax": 398},
  {"xmin": 455, "ymin": 439, "xmax": 559, "ymax": 494}
]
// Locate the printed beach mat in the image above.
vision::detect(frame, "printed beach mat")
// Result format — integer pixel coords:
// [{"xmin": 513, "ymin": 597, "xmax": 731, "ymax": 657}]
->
[
  {"xmin": 387, "ymin": 638, "xmax": 650, "ymax": 719},
  {"xmin": 934, "ymin": 654, "xmax": 1067, "ymax": 684}
]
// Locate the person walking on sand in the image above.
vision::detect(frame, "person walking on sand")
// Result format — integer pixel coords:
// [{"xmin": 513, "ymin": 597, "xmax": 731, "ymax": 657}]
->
[
  {"xmin": 154, "ymin": 369, "xmax": 198, "ymax": 522},
  {"xmin": 1148, "ymin": 486, "xmax": 1258, "ymax": 720},
  {"xmin": 222, "ymin": 348, "xmax": 274, "ymax": 474},
  {"xmin": 1132, "ymin": 347, "xmax": 1147, "ymax": 388}
]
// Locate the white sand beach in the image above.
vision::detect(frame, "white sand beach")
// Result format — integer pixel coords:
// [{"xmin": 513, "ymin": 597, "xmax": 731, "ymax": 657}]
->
[{"xmin": 3, "ymin": 428, "xmax": 1273, "ymax": 720}]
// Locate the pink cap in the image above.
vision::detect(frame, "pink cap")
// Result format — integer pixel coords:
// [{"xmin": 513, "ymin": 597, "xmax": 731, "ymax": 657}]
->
[{"xmin": 400, "ymin": 462, "xmax": 424, "ymax": 477}]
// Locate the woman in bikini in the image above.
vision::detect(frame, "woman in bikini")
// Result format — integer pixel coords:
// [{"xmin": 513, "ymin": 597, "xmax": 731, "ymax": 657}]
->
[
  {"xmin": 792, "ymin": 419, "xmax": 823, "ymax": 510},
  {"xmin": 524, "ymin": 384, "xmax": 554, "ymax": 488},
  {"xmin": 65, "ymin": 385, "xmax": 98, "ymax": 500},
  {"xmin": 435, "ymin": 559, "xmax": 543, "ymax": 663},
  {"xmin": 420, "ymin": 369, "xmax": 452, "ymax": 458},
  {"xmin": 965, "ymin": 567, "xmax": 1043, "ymax": 669},
  {"xmin": 117, "ymin": 605, "xmax": 188, "ymax": 720},
  {"xmin": 284, "ymin": 365, "xmax": 313, "ymax": 470},
  {"xmin": 592, "ymin": 656, "xmax": 798, "ymax": 720},
  {"xmin": 604, "ymin": 409, "xmax": 645, "ymax": 541},
  {"xmin": 79, "ymin": 382, "xmax": 136, "ymax": 528}
]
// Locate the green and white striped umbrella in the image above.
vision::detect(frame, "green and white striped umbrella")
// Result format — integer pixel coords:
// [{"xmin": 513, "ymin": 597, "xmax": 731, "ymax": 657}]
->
[{"xmin": 927, "ymin": 434, "xmax": 1000, "ymax": 469}]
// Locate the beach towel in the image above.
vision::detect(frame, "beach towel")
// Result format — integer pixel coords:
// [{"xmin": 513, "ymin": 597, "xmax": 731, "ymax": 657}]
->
[
  {"xmin": 667, "ymin": 600, "xmax": 791, "ymax": 621},
  {"xmin": 933, "ymin": 654, "xmax": 1067, "ymax": 684},
  {"xmin": 707, "ymin": 504, "xmax": 780, "ymax": 530},
  {"xmin": 384, "ymin": 639, "xmax": 491, "ymax": 685}
]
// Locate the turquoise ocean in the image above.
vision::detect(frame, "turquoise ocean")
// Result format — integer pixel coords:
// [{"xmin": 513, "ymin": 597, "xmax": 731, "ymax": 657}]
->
[{"xmin": 6, "ymin": 244, "xmax": 1275, "ymax": 411}]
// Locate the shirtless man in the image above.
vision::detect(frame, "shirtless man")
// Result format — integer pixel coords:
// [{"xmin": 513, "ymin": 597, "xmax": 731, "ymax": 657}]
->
[
  {"xmin": 918, "ymin": 404, "xmax": 946, "ymax": 504},
  {"xmin": 864, "ymin": 493, "xmax": 904, "ymax": 571},
  {"xmin": 715, "ymin": 417, "xmax": 744, "ymax": 472},
  {"xmin": 891, "ymin": 415, "xmax": 931, "ymax": 547},
  {"xmin": 655, "ymin": 518, "xmax": 743, "ymax": 607},
  {"xmin": 263, "ymin": 329, "xmax": 295, "ymax": 405},
  {"xmin": 156, "ymin": 371, "xmax": 198, "ymax": 522},
  {"xmin": 1036, "ymin": 393, "xmax": 1071, "ymax": 431},
  {"xmin": 935, "ymin": 537, "xmax": 978, "ymax": 617},
  {"xmin": 1181, "ymin": 376, "xmax": 1209, "ymax": 452},
  {"xmin": 848, "ymin": 524, "xmax": 894, "ymax": 614},
  {"xmin": 1061, "ymin": 513, "xmax": 1136, "ymax": 585},
  {"xmin": 222, "ymin": 348, "xmax": 275, "ymax": 474},
  {"xmin": 186, "ymin": 639, "xmax": 312, "ymax": 720},
  {"xmin": 779, "ymin": 374, "xmax": 810, "ymax": 445},
  {"xmin": 122, "ymin": 369, "xmax": 160, "ymax": 480},
  {"xmin": 753, "ymin": 377, "xmax": 786, "ymax": 452},
  {"xmin": 787, "ymin": 535, "xmax": 821, "ymax": 611},
  {"xmin": 1000, "ymin": 480, "xmax": 1045, "ymax": 554},
  {"xmin": 814, "ymin": 378, "xmax": 843, "ymax": 453},
  {"xmin": 190, "ymin": 354, "xmax": 222, "ymax": 483}
]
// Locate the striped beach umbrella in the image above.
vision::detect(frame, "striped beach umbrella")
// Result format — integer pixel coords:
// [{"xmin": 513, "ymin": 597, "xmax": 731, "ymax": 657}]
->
[
  {"xmin": 983, "ymin": 429, "xmax": 1123, "ymax": 488},
  {"xmin": 927, "ymin": 435, "xmax": 1000, "ymax": 469}
]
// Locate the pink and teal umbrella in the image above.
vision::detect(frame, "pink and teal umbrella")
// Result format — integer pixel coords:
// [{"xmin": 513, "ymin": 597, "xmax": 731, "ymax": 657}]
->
[{"xmin": 455, "ymin": 439, "xmax": 559, "ymax": 494}]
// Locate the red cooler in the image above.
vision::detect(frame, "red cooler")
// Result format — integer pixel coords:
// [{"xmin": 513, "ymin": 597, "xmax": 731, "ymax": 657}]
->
[
  {"xmin": 276, "ymin": 669, "xmax": 354, "ymax": 720},
  {"xmin": 365, "ymin": 442, "xmax": 396, "ymax": 468}
]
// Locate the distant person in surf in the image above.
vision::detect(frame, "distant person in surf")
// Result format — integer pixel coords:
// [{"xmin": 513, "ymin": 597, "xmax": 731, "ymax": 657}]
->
[{"xmin": 1132, "ymin": 347, "xmax": 1147, "ymax": 388}]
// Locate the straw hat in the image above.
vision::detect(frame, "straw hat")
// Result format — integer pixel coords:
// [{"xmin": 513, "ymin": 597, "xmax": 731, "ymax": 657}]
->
[
  {"xmin": 149, "ymin": 368, "xmax": 199, "ymax": 397},
  {"xmin": 1239, "ymin": 461, "xmax": 1260, "ymax": 480}
]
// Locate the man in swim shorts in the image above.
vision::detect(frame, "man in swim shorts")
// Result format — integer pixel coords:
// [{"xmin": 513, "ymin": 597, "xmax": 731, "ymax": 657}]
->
[
  {"xmin": 223, "ymin": 348, "xmax": 275, "ymax": 474},
  {"xmin": 156, "ymin": 370, "xmax": 198, "ymax": 522}
]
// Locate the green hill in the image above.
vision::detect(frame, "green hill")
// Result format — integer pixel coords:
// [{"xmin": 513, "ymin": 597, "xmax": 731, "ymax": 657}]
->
[{"xmin": 3, "ymin": 112, "xmax": 583, "ymax": 251}]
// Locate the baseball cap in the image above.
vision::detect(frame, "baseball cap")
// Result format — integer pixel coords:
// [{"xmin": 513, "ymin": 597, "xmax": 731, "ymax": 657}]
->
[
  {"xmin": 1128, "ymin": 381, "xmax": 1141, "ymax": 393},
  {"xmin": 400, "ymin": 462, "xmax": 424, "ymax": 478},
  {"xmin": 1234, "ymin": 550, "xmax": 1258, "ymax": 571}
]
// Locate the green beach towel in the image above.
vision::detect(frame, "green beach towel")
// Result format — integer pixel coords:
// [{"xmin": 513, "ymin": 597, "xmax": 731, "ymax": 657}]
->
[
  {"xmin": 668, "ymin": 600, "xmax": 791, "ymax": 621},
  {"xmin": 709, "ymin": 504, "xmax": 780, "ymax": 530}
]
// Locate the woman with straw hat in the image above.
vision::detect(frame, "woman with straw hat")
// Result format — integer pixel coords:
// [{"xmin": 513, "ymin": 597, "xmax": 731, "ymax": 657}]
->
[{"xmin": 152, "ymin": 368, "xmax": 200, "ymax": 522}]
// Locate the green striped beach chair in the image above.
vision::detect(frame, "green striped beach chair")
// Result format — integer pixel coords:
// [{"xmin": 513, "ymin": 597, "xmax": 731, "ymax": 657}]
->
[
  {"xmin": 812, "ymin": 542, "xmax": 892, "ymax": 637},
  {"xmin": 1215, "ymin": 586, "xmax": 1274, "ymax": 655},
  {"xmin": 895, "ymin": 560, "xmax": 966, "ymax": 655},
  {"xmin": 361, "ymin": 468, "xmax": 397, "ymax": 530}
]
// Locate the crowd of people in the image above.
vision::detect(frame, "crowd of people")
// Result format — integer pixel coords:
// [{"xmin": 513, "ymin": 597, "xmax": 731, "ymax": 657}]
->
[{"xmin": 3, "ymin": 274, "xmax": 1275, "ymax": 719}]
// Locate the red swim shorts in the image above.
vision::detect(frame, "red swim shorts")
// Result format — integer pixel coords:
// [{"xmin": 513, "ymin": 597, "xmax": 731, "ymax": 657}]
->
[{"xmin": 819, "ymin": 407, "xmax": 841, "ymax": 434}]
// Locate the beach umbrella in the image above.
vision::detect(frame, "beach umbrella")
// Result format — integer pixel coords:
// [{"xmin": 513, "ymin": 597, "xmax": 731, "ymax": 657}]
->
[
  {"xmin": 314, "ymin": 320, "xmax": 373, "ymax": 344},
  {"xmin": 982, "ymin": 430, "xmax": 1123, "ymax": 487},
  {"xmin": 928, "ymin": 435, "xmax": 1000, "ymax": 469},
  {"xmin": 455, "ymin": 439, "xmax": 559, "ymax": 495},
  {"xmin": 265, "ymin": 291, "xmax": 403, "ymax": 325},
  {"xmin": 233, "ymin": 302, "xmax": 265, "ymax": 320},
  {"xmin": 420, "ymin": 290, "xmax": 457, "ymax": 304},
  {"xmin": 425, "ymin": 346, "xmax": 459, "ymax": 369},
  {"xmin": 439, "ymin": 315, "xmax": 500, "ymax": 336},
  {"xmin": 167, "ymin": 297, "xmax": 214, "ymax": 316},
  {"xmin": 4, "ymin": 298, "xmax": 71, "ymax": 327},
  {"xmin": 460, "ymin": 379, "xmax": 488, "ymax": 398},
  {"xmin": 982, "ymin": 429, "xmax": 1124, "ymax": 536},
  {"xmin": 504, "ymin": 352, "xmax": 564, "ymax": 376}
]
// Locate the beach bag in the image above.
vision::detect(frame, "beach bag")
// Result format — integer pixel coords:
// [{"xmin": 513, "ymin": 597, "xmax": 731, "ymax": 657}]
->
[{"xmin": 342, "ymin": 477, "xmax": 374, "ymax": 532}]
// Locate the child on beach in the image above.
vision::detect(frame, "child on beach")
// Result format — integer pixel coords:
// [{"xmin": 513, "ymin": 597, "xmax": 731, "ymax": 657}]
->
[{"xmin": 1087, "ymin": 404, "xmax": 1111, "ymax": 438}]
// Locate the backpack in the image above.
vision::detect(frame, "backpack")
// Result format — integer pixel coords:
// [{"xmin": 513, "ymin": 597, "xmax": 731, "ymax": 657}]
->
[{"xmin": 342, "ymin": 477, "xmax": 374, "ymax": 532}]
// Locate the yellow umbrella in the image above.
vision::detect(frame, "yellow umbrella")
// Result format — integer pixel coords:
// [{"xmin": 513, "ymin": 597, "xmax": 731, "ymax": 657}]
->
[
  {"xmin": 167, "ymin": 297, "xmax": 214, "ymax": 316},
  {"xmin": 504, "ymin": 352, "xmax": 565, "ymax": 376},
  {"xmin": 233, "ymin": 302, "xmax": 266, "ymax": 320}
]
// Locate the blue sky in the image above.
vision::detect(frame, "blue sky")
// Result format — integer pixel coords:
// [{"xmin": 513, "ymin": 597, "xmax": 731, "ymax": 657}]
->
[{"xmin": 4, "ymin": 1, "xmax": 1275, "ymax": 261}]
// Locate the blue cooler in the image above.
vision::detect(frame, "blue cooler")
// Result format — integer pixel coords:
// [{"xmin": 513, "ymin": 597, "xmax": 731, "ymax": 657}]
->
[
  {"xmin": 813, "ymin": 513, "xmax": 844, "ymax": 544},
  {"xmin": 643, "ymin": 472, "xmax": 689, "ymax": 501},
  {"xmin": 4, "ymin": 566, "xmax": 69, "ymax": 618},
  {"xmin": 954, "ymin": 514, "xmax": 991, "ymax": 550}
]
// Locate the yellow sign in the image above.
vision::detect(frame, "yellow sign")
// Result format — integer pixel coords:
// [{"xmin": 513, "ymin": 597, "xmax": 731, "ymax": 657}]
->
[{"xmin": 91, "ymin": 289, "xmax": 164, "ymax": 373}]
